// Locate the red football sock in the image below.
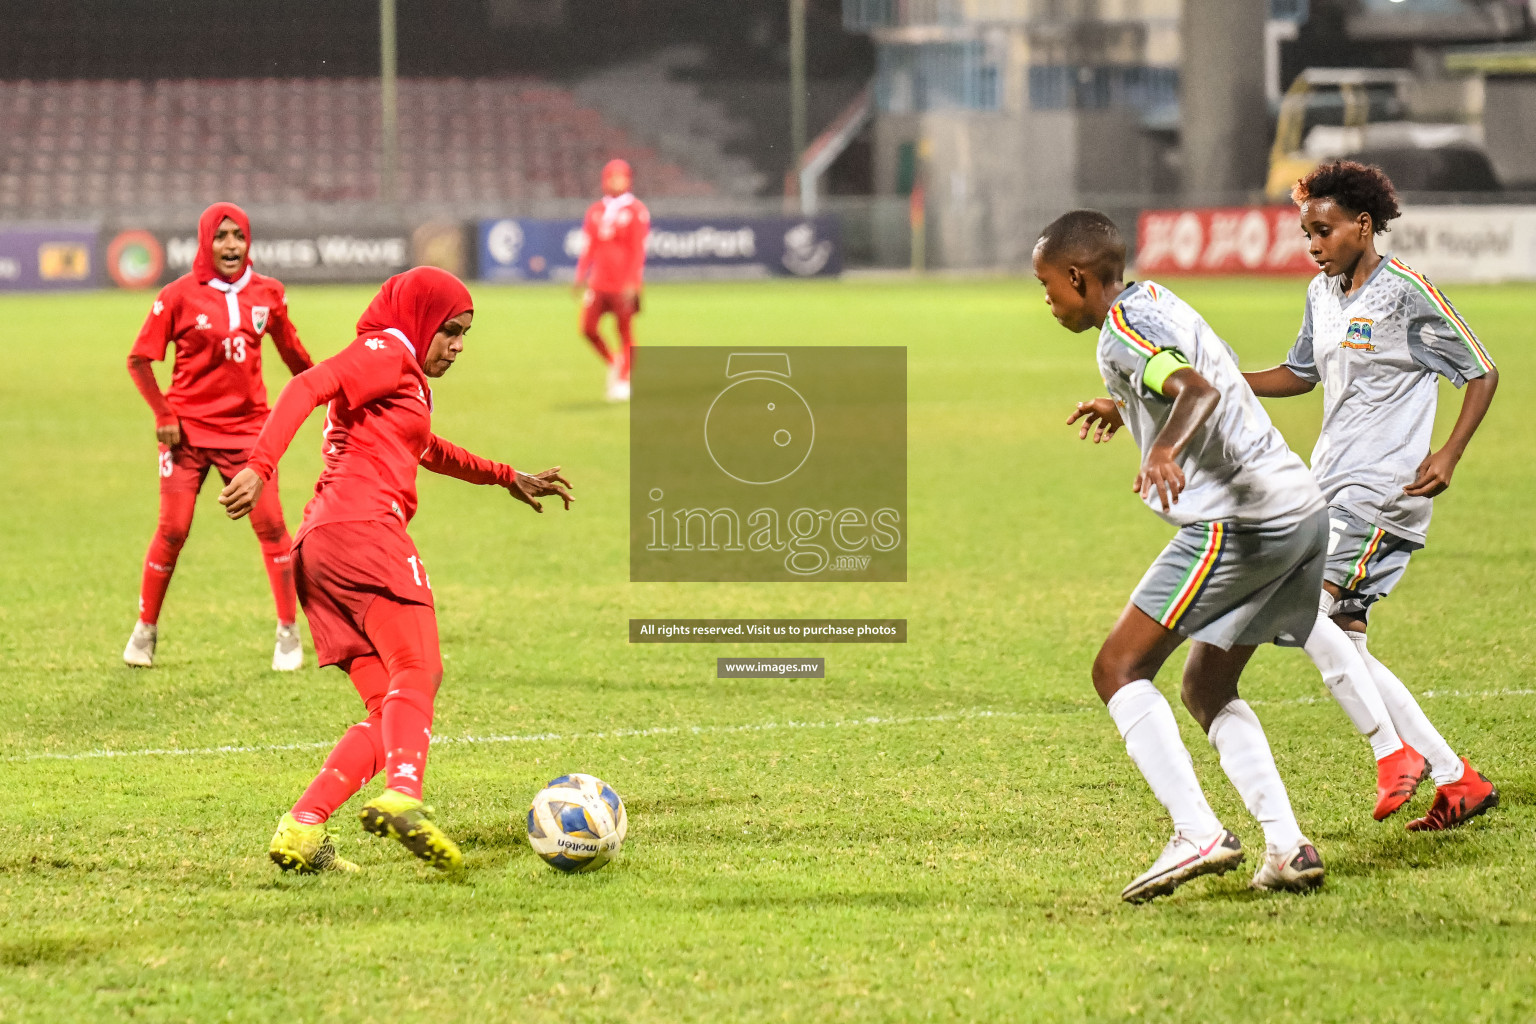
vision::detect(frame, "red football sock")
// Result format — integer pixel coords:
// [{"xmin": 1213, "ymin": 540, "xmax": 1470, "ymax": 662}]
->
[
  {"xmin": 615, "ymin": 309, "xmax": 635, "ymax": 382},
  {"xmin": 248, "ymin": 478, "xmax": 298, "ymax": 624},
  {"xmin": 581, "ymin": 303, "xmax": 613, "ymax": 364},
  {"xmin": 138, "ymin": 489, "xmax": 197, "ymax": 625},
  {"xmin": 363, "ymin": 598, "xmax": 443, "ymax": 800},
  {"xmin": 291, "ymin": 655, "xmax": 389, "ymax": 824}
]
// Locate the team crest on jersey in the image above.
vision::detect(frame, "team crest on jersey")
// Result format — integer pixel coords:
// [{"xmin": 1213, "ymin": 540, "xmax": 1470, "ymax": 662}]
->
[
  {"xmin": 1341, "ymin": 317, "xmax": 1375, "ymax": 351},
  {"xmin": 251, "ymin": 306, "xmax": 269, "ymax": 334}
]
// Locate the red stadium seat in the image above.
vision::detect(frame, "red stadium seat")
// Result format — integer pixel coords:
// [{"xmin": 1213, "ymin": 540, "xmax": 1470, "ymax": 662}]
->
[{"xmin": 0, "ymin": 76, "xmax": 713, "ymax": 214}]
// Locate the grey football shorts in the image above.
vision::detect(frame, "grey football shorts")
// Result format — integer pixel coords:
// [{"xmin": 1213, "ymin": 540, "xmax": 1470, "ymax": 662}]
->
[
  {"xmin": 1131, "ymin": 508, "xmax": 1328, "ymax": 650},
  {"xmin": 1325, "ymin": 505, "xmax": 1421, "ymax": 620}
]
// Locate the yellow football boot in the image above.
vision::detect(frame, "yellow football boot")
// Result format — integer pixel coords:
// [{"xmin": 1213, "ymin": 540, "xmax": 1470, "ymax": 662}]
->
[
  {"xmin": 358, "ymin": 789, "xmax": 463, "ymax": 870},
  {"xmin": 268, "ymin": 812, "xmax": 360, "ymax": 874}
]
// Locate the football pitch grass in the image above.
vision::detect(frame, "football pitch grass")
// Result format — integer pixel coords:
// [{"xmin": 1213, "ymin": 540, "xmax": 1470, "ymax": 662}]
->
[{"xmin": 2, "ymin": 276, "xmax": 1533, "ymax": 1022}]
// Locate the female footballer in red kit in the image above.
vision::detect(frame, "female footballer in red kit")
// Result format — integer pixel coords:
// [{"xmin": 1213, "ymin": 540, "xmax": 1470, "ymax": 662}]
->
[
  {"xmin": 219, "ymin": 267, "xmax": 572, "ymax": 872},
  {"xmin": 124, "ymin": 202, "xmax": 315, "ymax": 671}
]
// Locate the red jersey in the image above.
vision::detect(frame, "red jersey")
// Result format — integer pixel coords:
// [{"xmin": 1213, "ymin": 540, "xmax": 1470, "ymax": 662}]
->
[
  {"xmin": 247, "ymin": 329, "xmax": 516, "ymax": 548},
  {"xmin": 129, "ymin": 267, "xmax": 311, "ymax": 448},
  {"xmin": 574, "ymin": 192, "xmax": 649, "ymax": 293}
]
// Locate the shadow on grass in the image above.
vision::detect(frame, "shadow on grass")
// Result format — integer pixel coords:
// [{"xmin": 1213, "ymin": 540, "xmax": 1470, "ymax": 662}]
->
[{"xmin": 0, "ymin": 933, "xmax": 109, "ymax": 968}]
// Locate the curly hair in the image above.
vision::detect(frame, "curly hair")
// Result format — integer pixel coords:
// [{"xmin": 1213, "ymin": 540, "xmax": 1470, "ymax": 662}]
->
[{"xmin": 1291, "ymin": 160, "xmax": 1402, "ymax": 234}]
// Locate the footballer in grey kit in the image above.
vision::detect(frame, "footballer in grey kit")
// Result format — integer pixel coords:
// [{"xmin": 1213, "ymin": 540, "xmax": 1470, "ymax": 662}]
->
[
  {"xmin": 1247, "ymin": 159, "xmax": 1499, "ymax": 832},
  {"xmin": 1285, "ymin": 257, "xmax": 1496, "ymax": 551},
  {"xmin": 1100, "ymin": 281, "xmax": 1325, "ymax": 650},
  {"xmin": 1033, "ymin": 209, "xmax": 1326, "ymax": 906}
]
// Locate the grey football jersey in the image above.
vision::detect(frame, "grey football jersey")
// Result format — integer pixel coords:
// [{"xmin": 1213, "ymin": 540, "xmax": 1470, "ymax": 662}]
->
[
  {"xmin": 1098, "ymin": 282, "xmax": 1323, "ymax": 528},
  {"xmin": 1284, "ymin": 256, "xmax": 1495, "ymax": 544}
]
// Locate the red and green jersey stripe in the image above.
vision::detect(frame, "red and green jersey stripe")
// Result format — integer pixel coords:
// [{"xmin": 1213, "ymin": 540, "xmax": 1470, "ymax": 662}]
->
[
  {"xmin": 1345, "ymin": 526, "xmax": 1386, "ymax": 590},
  {"xmin": 1107, "ymin": 303, "xmax": 1159, "ymax": 359},
  {"xmin": 1159, "ymin": 523, "xmax": 1226, "ymax": 629},
  {"xmin": 1385, "ymin": 258, "xmax": 1495, "ymax": 374}
]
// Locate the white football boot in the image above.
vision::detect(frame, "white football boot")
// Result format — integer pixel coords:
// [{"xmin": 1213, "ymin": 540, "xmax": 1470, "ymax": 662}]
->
[
  {"xmin": 605, "ymin": 364, "xmax": 630, "ymax": 402},
  {"xmin": 1250, "ymin": 839, "xmax": 1325, "ymax": 893},
  {"xmin": 1121, "ymin": 829, "xmax": 1245, "ymax": 904},
  {"xmin": 123, "ymin": 620, "xmax": 157, "ymax": 667},
  {"xmin": 272, "ymin": 622, "xmax": 303, "ymax": 672}
]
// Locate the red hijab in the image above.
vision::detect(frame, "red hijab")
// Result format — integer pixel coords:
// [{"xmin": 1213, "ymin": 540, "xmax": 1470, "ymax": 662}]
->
[
  {"xmin": 602, "ymin": 158, "xmax": 632, "ymax": 194},
  {"xmin": 192, "ymin": 202, "xmax": 253, "ymax": 283},
  {"xmin": 356, "ymin": 267, "xmax": 474, "ymax": 363}
]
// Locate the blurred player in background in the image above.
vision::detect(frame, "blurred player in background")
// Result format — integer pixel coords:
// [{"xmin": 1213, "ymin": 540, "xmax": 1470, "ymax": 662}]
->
[
  {"xmin": 123, "ymin": 202, "xmax": 313, "ymax": 671},
  {"xmin": 1245, "ymin": 161, "xmax": 1500, "ymax": 832},
  {"xmin": 574, "ymin": 158, "xmax": 649, "ymax": 401},
  {"xmin": 1038, "ymin": 211, "xmax": 1329, "ymax": 903},
  {"xmin": 219, "ymin": 267, "xmax": 572, "ymax": 873}
]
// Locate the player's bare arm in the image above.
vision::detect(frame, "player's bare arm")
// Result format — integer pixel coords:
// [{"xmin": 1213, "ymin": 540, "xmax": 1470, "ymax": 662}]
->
[
  {"xmin": 508, "ymin": 466, "xmax": 575, "ymax": 513},
  {"xmin": 1136, "ymin": 367, "xmax": 1219, "ymax": 512},
  {"xmin": 1243, "ymin": 365, "xmax": 1316, "ymax": 398},
  {"xmin": 1406, "ymin": 367, "xmax": 1499, "ymax": 497},
  {"xmin": 1067, "ymin": 397, "xmax": 1123, "ymax": 442}
]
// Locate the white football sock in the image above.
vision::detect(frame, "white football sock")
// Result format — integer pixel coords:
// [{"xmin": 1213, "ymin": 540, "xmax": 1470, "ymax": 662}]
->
[
  {"xmin": 1303, "ymin": 612, "xmax": 1403, "ymax": 760},
  {"xmin": 1106, "ymin": 679, "xmax": 1222, "ymax": 839},
  {"xmin": 1346, "ymin": 631, "xmax": 1464, "ymax": 786},
  {"xmin": 1207, "ymin": 699, "xmax": 1305, "ymax": 855}
]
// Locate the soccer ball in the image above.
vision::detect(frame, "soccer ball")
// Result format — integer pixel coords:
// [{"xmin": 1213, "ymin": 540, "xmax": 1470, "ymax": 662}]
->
[{"xmin": 526, "ymin": 773, "xmax": 628, "ymax": 873}]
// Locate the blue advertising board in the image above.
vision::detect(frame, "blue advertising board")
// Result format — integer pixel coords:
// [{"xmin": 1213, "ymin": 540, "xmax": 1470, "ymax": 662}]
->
[
  {"xmin": 0, "ymin": 224, "xmax": 98, "ymax": 291},
  {"xmin": 478, "ymin": 215, "xmax": 841, "ymax": 282}
]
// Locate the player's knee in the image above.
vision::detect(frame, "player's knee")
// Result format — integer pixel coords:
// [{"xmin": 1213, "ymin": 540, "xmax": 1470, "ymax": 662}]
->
[
  {"xmin": 1091, "ymin": 646, "xmax": 1137, "ymax": 701},
  {"xmin": 1179, "ymin": 672, "xmax": 1235, "ymax": 734},
  {"xmin": 156, "ymin": 523, "xmax": 189, "ymax": 551},
  {"xmin": 251, "ymin": 518, "xmax": 289, "ymax": 546},
  {"xmin": 1178, "ymin": 682, "xmax": 1218, "ymax": 732},
  {"xmin": 1332, "ymin": 612, "xmax": 1367, "ymax": 633}
]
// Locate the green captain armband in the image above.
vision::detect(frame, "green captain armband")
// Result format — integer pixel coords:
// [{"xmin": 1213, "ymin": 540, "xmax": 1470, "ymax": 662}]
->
[{"xmin": 1142, "ymin": 348, "xmax": 1190, "ymax": 396}]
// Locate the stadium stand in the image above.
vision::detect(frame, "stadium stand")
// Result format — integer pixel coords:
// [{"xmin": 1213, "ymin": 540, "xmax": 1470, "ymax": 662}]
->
[
  {"xmin": 573, "ymin": 47, "xmax": 870, "ymax": 200},
  {"xmin": 0, "ymin": 77, "xmax": 715, "ymax": 218}
]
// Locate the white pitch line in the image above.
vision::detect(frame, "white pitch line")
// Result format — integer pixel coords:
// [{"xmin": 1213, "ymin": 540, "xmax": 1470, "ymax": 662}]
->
[{"xmin": 5, "ymin": 688, "xmax": 1533, "ymax": 765}]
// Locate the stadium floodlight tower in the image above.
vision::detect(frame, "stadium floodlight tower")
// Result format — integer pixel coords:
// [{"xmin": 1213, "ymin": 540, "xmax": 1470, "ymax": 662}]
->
[{"xmin": 790, "ymin": 0, "xmax": 808, "ymax": 163}]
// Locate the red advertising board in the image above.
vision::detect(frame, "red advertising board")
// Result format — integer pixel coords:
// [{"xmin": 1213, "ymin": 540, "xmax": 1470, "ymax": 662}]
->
[{"xmin": 1136, "ymin": 206, "xmax": 1316, "ymax": 275}]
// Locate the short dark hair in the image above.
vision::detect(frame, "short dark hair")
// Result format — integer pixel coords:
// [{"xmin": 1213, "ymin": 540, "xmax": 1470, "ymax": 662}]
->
[
  {"xmin": 1292, "ymin": 160, "xmax": 1401, "ymax": 234},
  {"xmin": 1036, "ymin": 210, "xmax": 1125, "ymax": 284}
]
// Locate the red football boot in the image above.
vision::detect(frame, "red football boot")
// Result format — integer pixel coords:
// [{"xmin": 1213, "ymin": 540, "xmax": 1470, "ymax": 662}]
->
[
  {"xmin": 1373, "ymin": 744, "xmax": 1429, "ymax": 821},
  {"xmin": 1406, "ymin": 758, "xmax": 1500, "ymax": 832}
]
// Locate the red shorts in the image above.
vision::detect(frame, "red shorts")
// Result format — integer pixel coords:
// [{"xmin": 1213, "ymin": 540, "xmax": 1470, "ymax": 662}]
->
[
  {"xmin": 582, "ymin": 289, "xmax": 636, "ymax": 322},
  {"xmin": 293, "ymin": 520, "xmax": 436, "ymax": 667},
  {"xmin": 158, "ymin": 443, "xmax": 254, "ymax": 493}
]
